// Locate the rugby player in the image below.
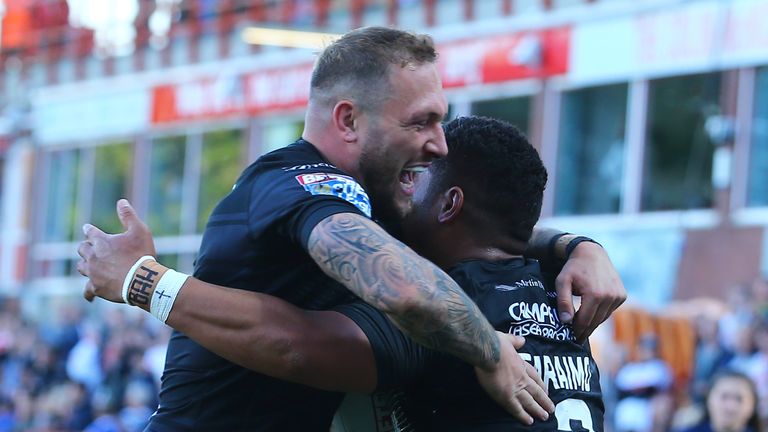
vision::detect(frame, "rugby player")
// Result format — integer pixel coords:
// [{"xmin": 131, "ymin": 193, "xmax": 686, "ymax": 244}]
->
[
  {"xmin": 78, "ymin": 27, "xmax": 623, "ymax": 431},
  {"xmin": 337, "ymin": 116, "xmax": 605, "ymax": 430}
]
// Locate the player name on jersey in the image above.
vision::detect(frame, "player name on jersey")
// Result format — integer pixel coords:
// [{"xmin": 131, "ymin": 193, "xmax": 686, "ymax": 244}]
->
[{"xmin": 519, "ymin": 353, "xmax": 594, "ymax": 392}]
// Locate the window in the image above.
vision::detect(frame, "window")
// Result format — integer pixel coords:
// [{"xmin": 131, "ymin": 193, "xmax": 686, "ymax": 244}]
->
[
  {"xmin": 748, "ymin": 67, "xmax": 768, "ymax": 207},
  {"xmin": 262, "ymin": 120, "xmax": 304, "ymax": 154},
  {"xmin": 91, "ymin": 143, "xmax": 132, "ymax": 234},
  {"xmin": 37, "ymin": 143, "xmax": 132, "ymax": 277},
  {"xmin": 197, "ymin": 129, "xmax": 242, "ymax": 231},
  {"xmin": 33, "ymin": 128, "xmax": 247, "ymax": 279},
  {"xmin": 555, "ymin": 84, "xmax": 628, "ymax": 215},
  {"xmin": 148, "ymin": 136, "xmax": 186, "ymax": 236},
  {"xmin": 471, "ymin": 96, "xmax": 531, "ymax": 136},
  {"xmin": 642, "ymin": 73, "xmax": 721, "ymax": 211},
  {"xmin": 43, "ymin": 150, "xmax": 80, "ymax": 242}
]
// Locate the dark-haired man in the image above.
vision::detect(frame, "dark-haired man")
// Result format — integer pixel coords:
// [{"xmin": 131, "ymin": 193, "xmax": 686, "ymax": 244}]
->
[
  {"xmin": 77, "ymin": 26, "xmax": 622, "ymax": 431},
  {"xmin": 336, "ymin": 116, "xmax": 604, "ymax": 430}
]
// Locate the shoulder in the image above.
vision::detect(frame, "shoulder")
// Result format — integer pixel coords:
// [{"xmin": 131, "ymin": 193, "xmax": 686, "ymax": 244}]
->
[
  {"xmin": 250, "ymin": 144, "xmax": 371, "ymax": 217},
  {"xmin": 236, "ymin": 143, "xmax": 368, "ymax": 217}
]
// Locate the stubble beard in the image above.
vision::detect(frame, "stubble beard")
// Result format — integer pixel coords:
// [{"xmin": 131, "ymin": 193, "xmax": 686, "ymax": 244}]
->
[{"xmin": 358, "ymin": 145, "xmax": 408, "ymax": 240}]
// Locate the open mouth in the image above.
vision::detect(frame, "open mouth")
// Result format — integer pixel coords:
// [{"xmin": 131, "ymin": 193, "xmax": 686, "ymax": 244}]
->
[{"xmin": 399, "ymin": 166, "xmax": 428, "ymax": 194}]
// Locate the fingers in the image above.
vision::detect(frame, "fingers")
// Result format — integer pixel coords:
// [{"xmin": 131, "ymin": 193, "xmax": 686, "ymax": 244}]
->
[
  {"xmin": 510, "ymin": 368, "xmax": 552, "ymax": 425},
  {"xmin": 116, "ymin": 199, "xmax": 144, "ymax": 234},
  {"xmin": 555, "ymin": 273, "xmax": 575, "ymax": 324},
  {"xmin": 525, "ymin": 362, "xmax": 547, "ymax": 397},
  {"xmin": 498, "ymin": 332, "xmax": 526, "ymax": 350},
  {"xmin": 525, "ymin": 362, "xmax": 554, "ymax": 414},
  {"xmin": 76, "ymin": 239, "xmax": 95, "ymax": 259},
  {"xmin": 495, "ymin": 336, "xmax": 553, "ymax": 423},
  {"xmin": 82, "ymin": 223, "xmax": 106, "ymax": 240},
  {"xmin": 83, "ymin": 280, "xmax": 96, "ymax": 302},
  {"xmin": 76, "ymin": 258, "xmax": 88, "ymax": 277},
  {"xmin": 573, "ymin": 296, "xmax": 599, "ymax": 343},
  {"xmin": 517, "ymin": 385, "xmax": 550, "ymax": 424},
  {"xmin": 510, "ymin": 335, "xmax": 526, "ymax": 350},
  {"xmin": 507, "ymin": 399, "xmax": 534, "ymax": 426},
  {"xmin": 77, "ymin": 239, "xmax": 95, "ymax": 302},
  {"xmin": 574, "ymin": 295, "xmax": 625, "ymax": 343}
]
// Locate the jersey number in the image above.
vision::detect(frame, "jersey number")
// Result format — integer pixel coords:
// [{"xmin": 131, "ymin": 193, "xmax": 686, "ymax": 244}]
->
[{"xmin": 555, "ymin": 399, "xmax": 594, "ymax": 432}]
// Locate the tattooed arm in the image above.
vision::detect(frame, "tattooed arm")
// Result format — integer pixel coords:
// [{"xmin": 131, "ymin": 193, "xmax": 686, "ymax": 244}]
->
[
  {"xmin": 308, "ymin": 213, "xmax": 553, "ymax": 423},
  {"xmin": 308, "ymin": 213, "xmax": 500, "ymax": 369}
]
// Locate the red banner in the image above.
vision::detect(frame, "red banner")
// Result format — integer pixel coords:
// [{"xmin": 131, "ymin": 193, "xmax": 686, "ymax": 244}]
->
[
  {"xmin": 150, "ymin": 27, "xmax": 570, "ymax": 124},
  {"xmin": 439, "ymin": 27, "xmax": 570, "ymax": 88},
  {"xmin": 151, "ymin": 63, "xmax": 313, "ymax": 124}
]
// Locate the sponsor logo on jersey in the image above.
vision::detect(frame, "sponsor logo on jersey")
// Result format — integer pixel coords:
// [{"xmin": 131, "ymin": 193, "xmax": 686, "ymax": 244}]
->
[
  {"xmin": 495, "ymin": 278, "xmax": 546, "ymax": 292},
  {"xmin": 508, "ymin": 301, "xmax": 575, "ymax": 341},
  {"xmin": 283, "ymin": 162, "xmax": 338, "ymax": 171},
  {"xmin": 295, "ymin": 173, "xmax": 372, "ymax": 218}
]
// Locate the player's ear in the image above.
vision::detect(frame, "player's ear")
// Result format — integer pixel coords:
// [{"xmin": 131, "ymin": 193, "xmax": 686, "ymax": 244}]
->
[
  {"xmin": 332, "ymin": 100, "xmax": 358, "ymax": 143},
  {"xmin": 438, "ymin": 186, "xmax": 463, "ymax": 224}
]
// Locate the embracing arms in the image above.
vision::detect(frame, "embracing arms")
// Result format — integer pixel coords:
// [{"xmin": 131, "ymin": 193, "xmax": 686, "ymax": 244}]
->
[
  {"xmin": 79, "ymin": 200, "xmax": 553, "ymax": 423},
  {"xmin": 78, "ymin": 201, "xmax": 626, "ymax": 423}
]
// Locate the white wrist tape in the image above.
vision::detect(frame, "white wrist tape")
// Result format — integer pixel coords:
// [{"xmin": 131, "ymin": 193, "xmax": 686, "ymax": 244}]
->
[
  {"xmin": 122, "ymin": 255, "xmax": 156, "ymax": 304},
  {"xmin": 149, "ymin": 269, "xmax": 189, "ymax": 323}
]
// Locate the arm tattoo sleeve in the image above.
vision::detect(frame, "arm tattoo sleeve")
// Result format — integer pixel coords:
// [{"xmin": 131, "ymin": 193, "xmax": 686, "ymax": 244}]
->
[{"xmin": 308, "ymin": 213, "xmax": 500, "ymax": 369}]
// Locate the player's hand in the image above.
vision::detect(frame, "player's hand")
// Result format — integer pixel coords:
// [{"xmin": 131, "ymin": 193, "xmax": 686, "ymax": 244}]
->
[
  {"xmin": 556, "ymin": 241, "xmax": 626, "ymax": 343},
  {"xmin": 76, "ymin": 199, "xmax": 157, "ymax": 303},
  {"xmin": 474, "ymin": 332, "xmax": 553, "ymax": 425}
]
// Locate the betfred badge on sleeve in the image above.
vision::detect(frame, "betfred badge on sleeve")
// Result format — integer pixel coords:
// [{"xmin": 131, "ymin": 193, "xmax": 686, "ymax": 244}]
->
[{"xmin": 295, "ymin": 173, "xmax": 372, "ymax": 218}]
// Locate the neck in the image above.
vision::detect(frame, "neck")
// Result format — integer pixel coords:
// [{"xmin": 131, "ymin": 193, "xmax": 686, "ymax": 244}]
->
[
  {"xmin": 434, "ymin": 230, "xmax": 526, "ymax": 269},
  {"xmin": 302, "ymin": 105, "xmax": 362, "ymax": 179},
  {"xmin": 302, "ymin": 132, "xmax": 358, "ymax": 179}
]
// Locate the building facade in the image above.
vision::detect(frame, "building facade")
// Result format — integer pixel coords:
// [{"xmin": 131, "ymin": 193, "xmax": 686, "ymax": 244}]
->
[{"xmin": 0, "ymin": 0, "xmax": 767, "ymax": 319}]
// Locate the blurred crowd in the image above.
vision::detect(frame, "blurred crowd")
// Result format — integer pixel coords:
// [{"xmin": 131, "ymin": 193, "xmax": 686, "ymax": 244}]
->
[
  {"xmin": 0, "ymin": 277, "xmax": 764, "ymax": 431},
  {"xmin": 0, "ymin": 299, "xmax": 168, "ymax": 432},
  {"xmin": 599, "ymin": 276, "xmax": 768, "ymax": 432}
]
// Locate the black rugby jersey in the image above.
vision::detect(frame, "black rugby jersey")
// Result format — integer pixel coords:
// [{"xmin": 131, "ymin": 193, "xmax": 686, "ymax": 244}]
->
[
  {"xmin": 338, "ymin": 258, "xmax": 604, "ymax": 432},
  {"xmin": 148, "ymin": 139, "xmax": 371, "ymax": 431}
]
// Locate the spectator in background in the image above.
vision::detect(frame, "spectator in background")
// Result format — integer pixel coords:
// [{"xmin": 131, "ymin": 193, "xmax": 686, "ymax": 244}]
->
[
  {"xmin": 752, "ymin": 278, "xmax": 768, "ymax": 322},
  {"xmin": 85, "ymin": 386, "xmax": 122, "ymax": 432},
  {"xmin": 614, "ymin": 333, "xmax": 675, "ymax": 432},
  {"xmin": 677, "ymin": 369, "xmax": 763, "ymax": 432},
  {"xmin": 119, "ymin": 380, "xmax": 154, "ymax": 432},
  {"xmin": 66, "ymin": 321, "xmax": 103, "ymax": 391},
  {"xmin": 0, "ymin": 298, "xmax": 166, "ymax": 432},
  {"xmin": 65, "ymin": 381, "xmax": 94, "ymax": 431},
  {"xmin": 691, "ymin": 316, "xmax": 732, "ymax": 402},
  {"xmin": 751, "ymin": 323, "xmax": 768, "ymax": 422},
  {"xmin": 720, "ymin": 285, "xmax": 757, "ymax": 352},
  {"xmin": 727, "ymin": 322, "xmax": 759, "ymax": 379},
  {"xmin": 142, "ymin": 326, "xmax": 170, "ymax": 388}
]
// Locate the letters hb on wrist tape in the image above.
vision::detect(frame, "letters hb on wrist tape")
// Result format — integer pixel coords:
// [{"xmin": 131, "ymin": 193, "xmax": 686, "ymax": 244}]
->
[
  {"xmin": 122, "ymin": 255, "xmax": 189, "ymax": 323},
  {"xmin": 122, "ymin": 256, "xmax": 156, "ymax": 305}
]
